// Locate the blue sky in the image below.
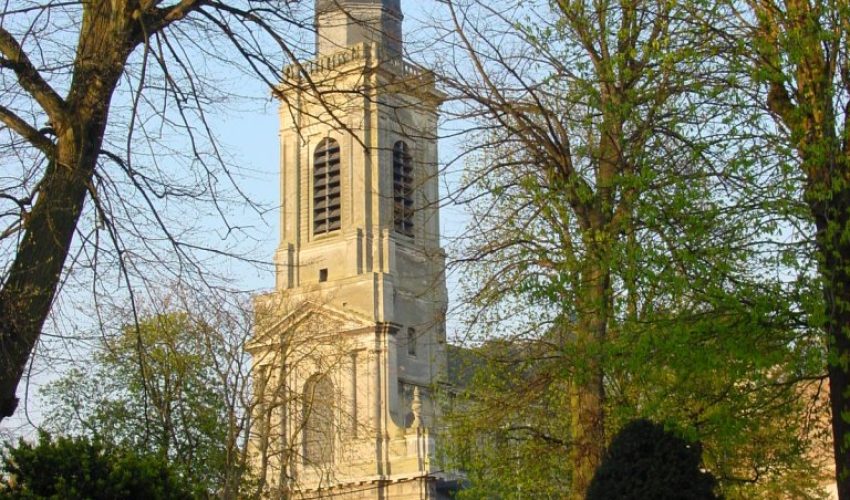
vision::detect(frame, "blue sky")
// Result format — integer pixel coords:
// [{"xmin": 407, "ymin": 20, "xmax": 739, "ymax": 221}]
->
[
  {"xmin": 206, "ymin": 0, "xmax": 470, "ymax": 293},
  {"xmin": 0, "ymin": 0, "xmax": 472, "ymax": 436}
]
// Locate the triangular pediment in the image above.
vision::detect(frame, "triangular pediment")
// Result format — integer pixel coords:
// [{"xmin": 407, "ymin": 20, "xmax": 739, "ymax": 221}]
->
[{"xmin": 247, "ymin": 299, "xmax": 375, "ymax": 352}]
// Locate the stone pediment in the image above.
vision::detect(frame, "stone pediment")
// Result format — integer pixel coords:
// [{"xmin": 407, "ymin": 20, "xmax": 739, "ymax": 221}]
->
[{"xmin": 247, "ymin": 299, "xmax": 374, "ymax": 352}]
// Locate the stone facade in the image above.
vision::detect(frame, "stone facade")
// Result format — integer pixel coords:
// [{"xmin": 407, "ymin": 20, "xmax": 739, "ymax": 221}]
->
[{"xmin": 247, "ymin": 1, "xmax": 452, "ymax": 497}]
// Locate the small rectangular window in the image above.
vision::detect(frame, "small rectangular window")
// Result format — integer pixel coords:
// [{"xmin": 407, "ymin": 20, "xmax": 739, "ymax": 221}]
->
[
  {"xmin": 319, "ymin": 269, "xmax": 328, "ymax": 282},
  {"xmin": 407, "ymin": 327, "xmax": 416, "ymax": 357}
]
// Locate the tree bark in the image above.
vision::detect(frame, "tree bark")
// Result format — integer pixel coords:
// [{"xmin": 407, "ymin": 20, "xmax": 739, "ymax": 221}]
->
[
  {"xmin": 752, "ymin": 0, "xmax": 850, "ymax": 493},
  {"xmin": 0, "ymin": 1, "xmax": 134, "ymax": 420},
  {"xmin": 809, "ymin": 177, "xmax": 850, "ymax": 500},
  {"xmin": 0, "ymin": 155, "xmax": 89, "ymax": 418},
  {"xmin": 569, "ymin": 257, "xmax": 609, "ymax": 499}
]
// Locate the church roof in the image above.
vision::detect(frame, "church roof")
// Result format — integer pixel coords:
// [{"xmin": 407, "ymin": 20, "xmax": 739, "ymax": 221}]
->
[{"xmin": 446, "ymin": 344, "xmax": 481, "ymax": 390}]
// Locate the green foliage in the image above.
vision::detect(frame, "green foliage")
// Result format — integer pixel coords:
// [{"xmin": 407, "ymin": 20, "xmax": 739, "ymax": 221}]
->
[
  {"xmin": 443, "ymin": 0, "xmax": 829, "ymax": 496},
  {"xmin": 445, "ymin": 343, "xmax": 572, "ymax": 498},
  {"xmin": 738, "ymin": 0, "xmax": 850, "ymax": 495},
  {"xmin": 0, "ymin": 431, "xmax": 193, "ymax": 499},
  {"xmin": 587, "ymin": 419, "xmax": 718, "ymax": 500},
  {"xmin": 40, "ymin": 310, "xmax": 254, "ymax": 497}
]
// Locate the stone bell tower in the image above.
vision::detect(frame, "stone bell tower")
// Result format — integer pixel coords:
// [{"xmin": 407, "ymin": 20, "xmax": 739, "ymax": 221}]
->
[{"xmin": 248, "ymin": 0, "xmax": 452, "ymax": 498}]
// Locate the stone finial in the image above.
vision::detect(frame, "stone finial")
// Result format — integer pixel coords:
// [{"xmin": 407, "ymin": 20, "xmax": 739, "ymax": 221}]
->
[{"xmin": 411, "ymin": 386, "xmax": 423, "ymax": 428}]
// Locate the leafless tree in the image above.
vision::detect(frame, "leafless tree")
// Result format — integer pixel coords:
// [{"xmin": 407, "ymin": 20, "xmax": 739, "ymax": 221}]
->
[
  {"xmin": 0, "ymin": 0, "xmax": 344, "ymax": 423},
  {"xmin": 249, "ymin": 290, "xmax": 363, "ymax": 498}
]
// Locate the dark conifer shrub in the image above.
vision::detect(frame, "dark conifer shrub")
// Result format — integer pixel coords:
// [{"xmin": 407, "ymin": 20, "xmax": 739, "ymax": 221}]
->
[
  {"xmin": 0, "ymin": 431, "xmax": 193, "ymax": 499},
  {"xmin": 586, "ymin": 419, "xmax": 719, "ymax": 500}
]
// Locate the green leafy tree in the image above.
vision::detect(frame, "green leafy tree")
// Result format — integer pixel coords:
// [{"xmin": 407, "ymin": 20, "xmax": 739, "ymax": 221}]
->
[
  {"xmin": 444, "ymin": 342, "xmax": 573, "ymax": 498},
  {"xmin": 445, "ymin": 322, "xmax": 827, "ymax": 499},
  {"xmin": 729, "ymin": 0, "xmax": 850, "ymax": 496},
  {"xmin": 0, "ymin": 431, "xmax": 192, "ymax": 499},
  {"xmin": 435, "ymin": 0, "xmax": 828, "ymax": 497},
  {"xmin": 587, "ymin": 419, "xmax": 719, "ymax": 500},
  {"xmin": 41, "ymin": 305, "xmax": 256, "ymax": 497}
]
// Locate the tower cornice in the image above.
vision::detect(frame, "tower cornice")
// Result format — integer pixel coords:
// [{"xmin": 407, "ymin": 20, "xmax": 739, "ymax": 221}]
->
[
  {"xmin": 279, "ymin": 43, "xmax": 445, "ymax": 105},
  {"xmin": 316, "ymin": 0, "xmax": 402, "ymax": 17}
]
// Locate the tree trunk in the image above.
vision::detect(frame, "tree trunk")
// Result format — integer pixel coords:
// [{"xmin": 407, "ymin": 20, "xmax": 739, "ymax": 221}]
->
[
  {"xmin": 569, "ymin": 258, "xmax": 608, "ymax": 499},
  {"xmin": 569, "ymin": 370, "xmax": 605, "ymax": 499},
  {"xmin": 752, "ymin": 0, "xmax": 850, "ymax": 493},
  {"xmin": 0, "ymin": 142, "xmax": 94, "ymax": 418},
  {"xmin": 0, "ymin": 0, "xmax": 136, "ymax": 422},
  {"xmin": 810, "ymin": 184, "xmax": 850, "ymax": 499}
]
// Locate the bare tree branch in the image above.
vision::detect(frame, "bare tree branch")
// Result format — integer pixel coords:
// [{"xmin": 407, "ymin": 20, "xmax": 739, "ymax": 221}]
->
[
  {"xmin": 0, "ymin": 26, "xmax": 67, "ymax": 124},
  {"xmin": 0, "ymin": 103, "xmax": 55, "ymax": 153}
]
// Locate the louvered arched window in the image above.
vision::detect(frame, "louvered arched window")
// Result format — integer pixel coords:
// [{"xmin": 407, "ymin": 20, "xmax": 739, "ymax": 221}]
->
[
  {"xmin": 314, "ymin": 138, "xmax": 342, "ymax": 235},
  {"xmin": 303, "ymin": 375, "xmax": 334, "ymax": 465},
  {"xmin": 393, "ymin": 141, "xmax": 413, "ymax": 236}
]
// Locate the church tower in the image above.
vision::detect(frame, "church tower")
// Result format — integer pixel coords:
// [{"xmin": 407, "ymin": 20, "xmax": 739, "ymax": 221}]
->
[{"xmin": 248, "ymin": 1, "xmax": 452, "ymax": 498}]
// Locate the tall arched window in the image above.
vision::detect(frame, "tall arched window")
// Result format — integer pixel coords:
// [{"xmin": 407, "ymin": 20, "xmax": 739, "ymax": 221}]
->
[
  {"xmin": 314, "ymin": 138, "xmax": 342, "ymax": 235},
  {"xmin": 303, "ymin": 375, "xmax": 335, "ymax": 465},
  {"xmin": 393, "ymin": 141, "xmax": 413, "ymax": 237}
]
